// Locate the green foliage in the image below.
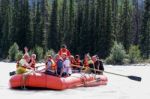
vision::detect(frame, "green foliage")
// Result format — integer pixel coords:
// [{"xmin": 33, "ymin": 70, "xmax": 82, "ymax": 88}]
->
[
  {"xmin": 45, "ymin": 49, "xmax": 56, "ymax": 59},
  {"xmin": 128, "ymin": 45, "xmax": 141, "ymax": 63},
  {"xmin": 0, "ymin": 0, "xmax": 148, "ymax": 63},
  {"xmin": 34, "ymin": 46, "xmax": 44, "ymax": 61},
  {"xmin": 15, "ymin": 51, "xmax": 23, "ymax": 61},
  {"xmin": 106, "ymin": 42, "xmax": 127, "ymax": 65},
  {"xmin": 140, "ymin": 0, "xmax": 150, "ymax": 59},
  {"xmin": 8, "ymin": 43, "xmax": 19, "ymax": 61}
]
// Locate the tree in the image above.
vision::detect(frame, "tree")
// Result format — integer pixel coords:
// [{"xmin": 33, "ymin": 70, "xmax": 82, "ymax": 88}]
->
[
  {"xmin": 0, "ymin": 0, "xmax": 11, "ymax": 58},
  {"xmin": 41, "ymin": 0, "xmax": 50, "ymax": 51},
  {"xmin": 132, "ymin": 0, "xmax": 142, "ymax": 45},
  {"xmin": 140, "ymin": 0, "xmax": 150, "ymax": 58},
  {"xmin": 73, "ymin": 0, "xmax": 84, "ymax": 55},
  {"xmin": 48, "ymin": 0, "xmax": 59, "ymax": 51},
  {"xmin": 112, "ymin": 0, "xmax": 119, "ymax": 41},
  {"xmin": 11, "ymin": 0, "xmax": 32, "ymax": 50},
  {"xmin": 104, "ymin": 0, "xmax": 113, "ymax": 57},
  {"xmin": 80, "ymin": 0, "xmax": 90, "ymax": 55},
  {"xmin": 66, "ymin": 0, "xmax": 75, "ymax": 50},
  {"xmin": 32, "ymin": 1, "xmax": 43, "ymax": 47},
  {"xmin": 119, "ymin": 0, "xmax": 132, "ymax": 50}
]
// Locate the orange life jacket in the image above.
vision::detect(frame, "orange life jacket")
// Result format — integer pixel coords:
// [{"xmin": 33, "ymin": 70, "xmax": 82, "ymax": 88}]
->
[{"xmin": 50, "ymin": 59, "xmax": 57, "ymax": 70}]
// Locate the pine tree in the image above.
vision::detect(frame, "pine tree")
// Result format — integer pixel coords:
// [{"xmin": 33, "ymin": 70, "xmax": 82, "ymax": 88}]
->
[
  {"xmin": 140, "ymin": 0, "xmax": 150, "ymax": 58},
  {"xmin": 105, "ymin": 0, "xmax": 113, "ymax": 57},
  {"xmin": 59, "ymin": 0, "xmax": 69, "ymax": 45},
  {"xmin": 48, "ymin": 0, "xmax": 59, "ymax": 51},
  {"xmin": 96, "ymin": 0, "xmax": 108, "ymax": 58},
  {"xmin": 32, "ymin": 1, "xmax": 43, "ymax": 47},
  {"xmin": 112, "ymin": 0, "xmax": 119, "ymax": 41},
  {"xmin": 10, "ymin": 0, "xmax": 20, "ymax": 44},
  {"xmin": 66, "ymin": 0, "xmax": 75, "ymax": 51},
  {"xmin": 11, "ymin": 0, "xmax": 32, "ymax": 50},
  {"xmin": 80, "ymin": 0, "xmax": 90, "ymax": 55},
  {"xmin": 132, "ymin": 0, "xmax": 142, "ymax": 45},
  {"xmin": 0, "ymin": 0, "xmax": 11, "ymax": 58},
  {"xmin": 89, "ymin": 0, "xmax": 96, "ymax": 55},
  {"xmin": 119, "ymin": 0, "xmax": 132, "ymax": 50},
  {"xmin": 73, "ymin": 0, "xmax": 84, "ymax": 55},
  {"xmin": 41, "ymin": 0, "xmax": 50, "ymax": 51}
]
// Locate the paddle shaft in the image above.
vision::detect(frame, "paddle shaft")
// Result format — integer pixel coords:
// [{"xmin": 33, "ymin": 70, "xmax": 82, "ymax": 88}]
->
[
  {"xmin": 72, "ymin": 64, "xmax": 139, "ymax": 78},
  {"xmin": 9, "ymin": 64, "xmax": 45, "ymax": 76}
]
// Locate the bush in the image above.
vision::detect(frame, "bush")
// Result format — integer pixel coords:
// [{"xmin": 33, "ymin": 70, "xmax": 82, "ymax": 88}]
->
[
  {"xmin": 44, "ymin": 49, "xmax": 56, "ymax": 59},
  {"xmin": 34, "ymin": 46, "xmax": 44, "ymax": 61},
  {"xmin": 15, "ymin": 51, "xmax": 23, "ymax": 61},
  {"xmin": 106, "ymin": 42, "xmax": 127, "ymax": 65},
  {"xmin": 128, "ymin": 45, "xmax": 141, "ymax": 63},
  {"xmin": 8, "ymin": 43, "xmax": 19, "ymax": 61}
]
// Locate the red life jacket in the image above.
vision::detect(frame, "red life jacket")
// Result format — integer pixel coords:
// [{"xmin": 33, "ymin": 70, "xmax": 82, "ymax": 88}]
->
[
  {"xmin": 58, "ymin": 48, "xmax": 71, "ymax": 57},
  {"xmin": 74, "ymin": 59, "xmax": 81, "ymax": 66},
  {"xmin": 83, "ymin": 60, "xmax": 89, "ymax": 67},
  {"xmin": 31, "ymin": 60, "xmax": 36, "ymax": 69}
]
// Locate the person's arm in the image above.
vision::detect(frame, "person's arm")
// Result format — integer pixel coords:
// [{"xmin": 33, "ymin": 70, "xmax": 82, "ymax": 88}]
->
[{"xmin": 24, "ymin": 47, "xmax": 29, "ymax": 55}]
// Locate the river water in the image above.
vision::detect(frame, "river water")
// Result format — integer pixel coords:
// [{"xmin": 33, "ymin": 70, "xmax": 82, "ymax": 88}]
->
[{"xmin": 0, "ymin": 62, "xmax": 150, "ymax": 99}]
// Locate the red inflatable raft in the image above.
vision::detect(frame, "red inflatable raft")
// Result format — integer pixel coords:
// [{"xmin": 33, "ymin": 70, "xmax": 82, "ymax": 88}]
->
[{"xmin": 9, "ymin": 72, "xmax": 108, "ymax": 90}]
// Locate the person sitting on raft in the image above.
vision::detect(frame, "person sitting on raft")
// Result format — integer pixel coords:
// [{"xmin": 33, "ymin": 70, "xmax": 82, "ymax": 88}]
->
[
  {"xmin": 83, "ymin": 54, "xmax": 95, "ymax": 74},
  {"xmin": 30, "ymin": 54, "xmax": 36, "ymax": 70},
  {"xmin": 16, "ymin": 54, "xmax": 34, "ymax": 74},
  {"xmin": 72, "ymin": 55, "xmax": 83, "ymax": 73},
  {"xmin": 16, "ymin": 47, "xmax": 29, "ymax": 69},
  {"xmin": 45, "ymin": 55, "xmax": 57, "ymax": 76},
  {"xmin": 55, "ymin": 54, "xmax": 63, "ymax": 77},
  {"xmin": 92, "ymin": 55, "xmax": 104, "ymax": 75},
  {"xmin": 61, "ymin": 53, "xmax": 72, "ymax": 77},
  {"xmin": 58, "ymin": 44, "xmax": 71, "ymax": 57}
]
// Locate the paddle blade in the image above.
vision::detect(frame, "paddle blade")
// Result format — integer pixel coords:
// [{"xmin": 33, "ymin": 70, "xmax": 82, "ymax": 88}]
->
[
  {"xmin": 127, "ymin": 76, "xmax": 142, "ymax": 82},
  {"xmin": 9, "ymin": 71, "xmax": 16, "ymax": 76}
]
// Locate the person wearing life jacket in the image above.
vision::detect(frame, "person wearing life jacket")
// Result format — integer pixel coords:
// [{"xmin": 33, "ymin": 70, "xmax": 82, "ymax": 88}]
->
[
  {"xmin": 61, "ymin": 53, "xmax": 72, "ymax": 77},
  {"xmin": 45, "ymin": 55, "xmax": 57, "ymax": 76},
  {"xmin": 92, "ymin": 55, "xmax": 104, "ymax": 75},
  {"xmin": 72, "ymin": 55, "xmax": 83, "ymax": 73},
  {"xmin": 55, "ymin": 54, "xmax": 63, "ymax": 77},
  {"xmin": 30, "ymin": 54, "xmax": 36, "ymax": 70},
  {"xmin": 58, "ymin": 44, "xmax": 71, "ymax": 57},
  {"xmin": 69, "ymin": 55, "xmax": 75, "ymax": 65},
  {"xmin": 83, "ymin": 54, "xmax": 95, "ymax": 73},
  {"xmin": 16, "ymin": 54, "xmax": 34, "ymax": 74},
  {"xmin": 16, "ymin": 47, "xmax": 29, "ymax": 69}
]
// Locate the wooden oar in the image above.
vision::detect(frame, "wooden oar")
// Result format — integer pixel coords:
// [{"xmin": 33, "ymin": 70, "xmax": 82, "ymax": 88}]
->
[
  {"xmin": 72, "ymin": 65, "xmax": 142, "ymax": 82},
  {"xmin": 9, "ymin": 65, "xmax": 45, "ymax": 76}
]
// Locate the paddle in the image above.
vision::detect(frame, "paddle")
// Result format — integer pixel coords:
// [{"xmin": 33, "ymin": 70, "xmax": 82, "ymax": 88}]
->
[
  {"xmin": 72, "ymin": 65, "xmax": 142, "ymax": 82},
  {"xmin": 9, "ymin": 65, "xmax": 45, "ymax": 76}
]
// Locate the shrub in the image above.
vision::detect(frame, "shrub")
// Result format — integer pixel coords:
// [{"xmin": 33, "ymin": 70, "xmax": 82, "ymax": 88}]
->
[
  {"xmin": 128, "ymin": 45, "xmax": 141, "ymax": 63},
  {"xmin": 34, "ymin": 46, "xmax": 44, "ymax": 61},
  {"xmin": 106, "ymin": 42, "xmax": 127, "ymax": 65},
  {"xmin": 15, "ymin": 51, "xmax": 23, "ymax": 61},
  {"xmin": 44, "ymin": 49, "xmax": 56, "ymax": 59},
  {"xmin": 8, "ymin": 43, "xmax": 19, "ymax": 61}
]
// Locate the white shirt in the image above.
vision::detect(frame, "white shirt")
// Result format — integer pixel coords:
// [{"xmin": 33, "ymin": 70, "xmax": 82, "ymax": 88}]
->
[{"xmin": 63, "ymin": 58, "xmax": 72, "ymax": 74}]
